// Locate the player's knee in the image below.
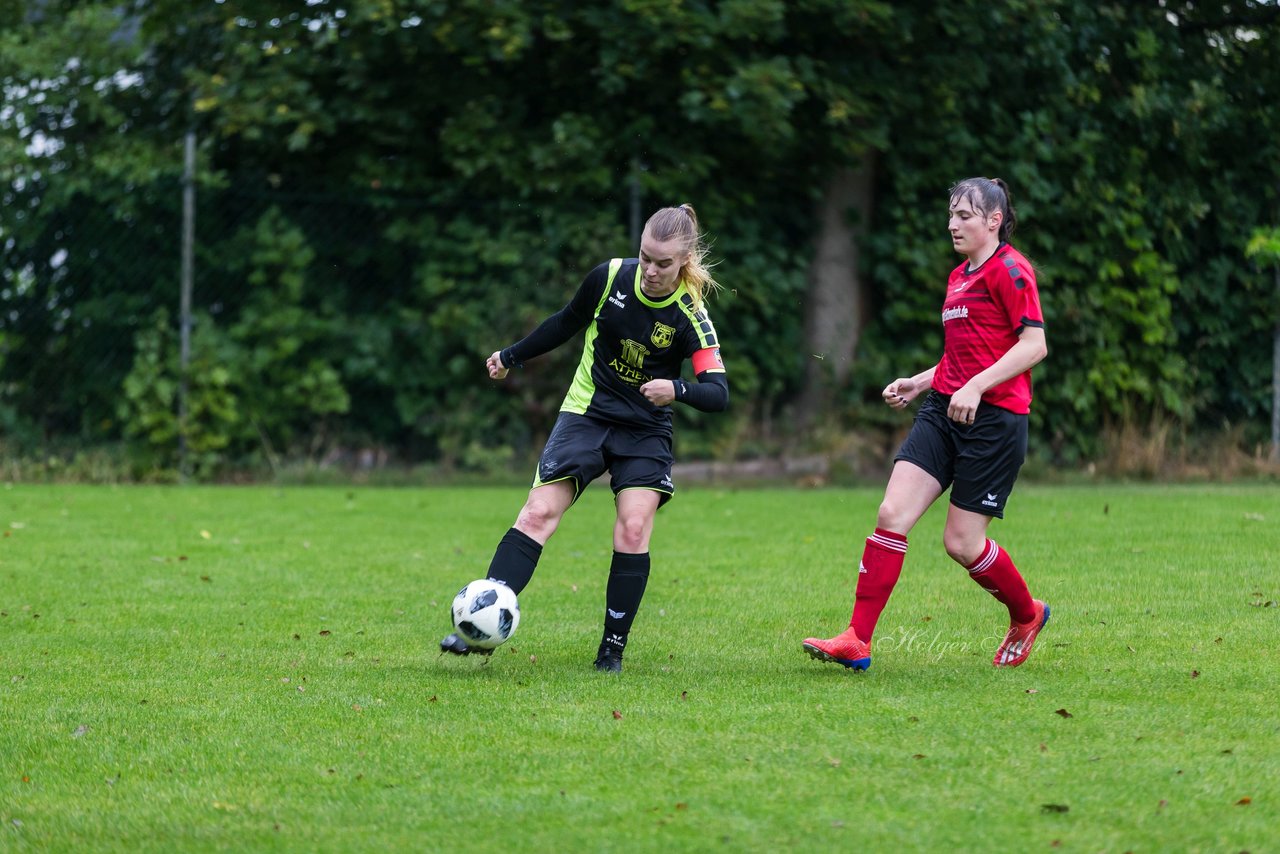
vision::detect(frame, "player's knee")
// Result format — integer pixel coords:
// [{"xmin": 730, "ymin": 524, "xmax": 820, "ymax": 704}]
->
[
  {"xmin": 613, "ymin": 516, "xmax": 650, "ymax": 552},
  {"xmin": 875, "ymin": 498, "xmax": 911, "ymax": 532},
  {"xmin": 942, "ymin": 529, "xmax": 983, "ymax": 566},
  {"xmin": 516, "ymin": 498, "xmax": 562, "ymax": 539}
]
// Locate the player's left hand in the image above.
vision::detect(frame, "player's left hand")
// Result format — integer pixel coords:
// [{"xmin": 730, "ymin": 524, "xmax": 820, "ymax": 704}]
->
[
  {"xmin": 640, "ymin": 379, "xmax": 676, "ymax": 406},
  {"xmin": 947, "ymin": 384, "xmax": 982, "ymax": 425}
]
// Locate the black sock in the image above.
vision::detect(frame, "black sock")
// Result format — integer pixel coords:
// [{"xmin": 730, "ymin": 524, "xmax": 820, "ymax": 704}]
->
[
  {"xmin": 485, "ymin": 528, "xmax": 542, "ymax": 595},
  {"xmin": 603, "ymin": 552, "xmax": 650, "ymax": 648}
]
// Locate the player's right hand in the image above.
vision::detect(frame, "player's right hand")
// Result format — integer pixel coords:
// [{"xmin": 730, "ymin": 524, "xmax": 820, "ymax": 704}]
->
[
  {"xmin": 883, "ymin": 377, "xmax": 917, "ymax": 409},
  {"xmin": 486, "ymin": 351, "xmax": 509, "ymax": 380}
]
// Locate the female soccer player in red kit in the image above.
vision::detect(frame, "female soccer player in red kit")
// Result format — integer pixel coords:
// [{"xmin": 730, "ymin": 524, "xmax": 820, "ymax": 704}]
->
[{"xmin": 804, "ymin": 177, "xmax": 1050, "ymax": 670}]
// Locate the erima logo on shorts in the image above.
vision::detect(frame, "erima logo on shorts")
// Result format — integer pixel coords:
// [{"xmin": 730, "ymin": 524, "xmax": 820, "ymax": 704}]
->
[
  {"xmin": 608, "ymin": 289, "xmax": 628, "ymax": 309},
  {"xmin": 982, "ymin": 492, "xmax": 999, "ymax": 507}
]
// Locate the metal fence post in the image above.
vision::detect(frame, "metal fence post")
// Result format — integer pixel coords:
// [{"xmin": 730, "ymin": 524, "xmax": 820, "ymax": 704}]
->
[{"xmin": 179, "ymin": 129, "xmax": 195, "ymax": 480}]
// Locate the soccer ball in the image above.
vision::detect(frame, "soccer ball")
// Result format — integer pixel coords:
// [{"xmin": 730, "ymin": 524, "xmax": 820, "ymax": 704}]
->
[{"xmin": 451, "ymin": 579, "xmax": 520, "ymax": 650}]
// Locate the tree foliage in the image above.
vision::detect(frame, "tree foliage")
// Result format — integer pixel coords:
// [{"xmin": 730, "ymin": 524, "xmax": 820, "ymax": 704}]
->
[{"xmin": 2, "ymin": 0, "xmax": 1277, "ymax": 475}]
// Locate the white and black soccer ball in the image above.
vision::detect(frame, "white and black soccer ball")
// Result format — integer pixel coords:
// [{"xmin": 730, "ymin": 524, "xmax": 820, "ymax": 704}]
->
[{"xmin": 450, "ymin": 579, "xmax": 520, "ymax": 650}]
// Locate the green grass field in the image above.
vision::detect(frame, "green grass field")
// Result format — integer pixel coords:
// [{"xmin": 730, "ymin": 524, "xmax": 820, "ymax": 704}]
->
[{"xmin": 1, "ymin": 483, "xmax": 1276, "ymax": 852}]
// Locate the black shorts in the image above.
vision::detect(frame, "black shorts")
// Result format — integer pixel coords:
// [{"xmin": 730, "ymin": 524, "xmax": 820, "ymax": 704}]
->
[
  {"xmin": 533, "ymin": 412, "xmax": 675, "ymax": 506},
  {"xmin": 894, "ymin": 392, "xmax": 1028, "ymax": 518}
]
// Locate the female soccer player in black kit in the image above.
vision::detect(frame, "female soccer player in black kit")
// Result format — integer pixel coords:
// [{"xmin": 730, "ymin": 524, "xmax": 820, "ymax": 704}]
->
[
  {"xmin": 804, "ymin": 177, "xmax": 1050, "ymax": 671},
  {"xmin": 441, "ymin": 205, "xmax": 728, "ymax": 672}
]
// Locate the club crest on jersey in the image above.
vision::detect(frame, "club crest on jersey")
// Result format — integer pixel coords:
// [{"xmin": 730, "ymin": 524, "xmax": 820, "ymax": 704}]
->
[{"xmin": 650, "ymin": 322, "xmax": 675, "ymax": 349}]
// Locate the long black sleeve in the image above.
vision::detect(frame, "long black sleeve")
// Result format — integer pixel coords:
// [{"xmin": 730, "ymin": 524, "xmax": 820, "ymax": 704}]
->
[
  {"xmin": 673, "ymin": 371, "xmax": 729, "ymax": 413},
  {"xmin": 500, "ymin": 306, "xmax": 585, "ymax": 369},
  {"xmin": 500, "ymin": 267, "xmax": 604, "ymax": 368}
]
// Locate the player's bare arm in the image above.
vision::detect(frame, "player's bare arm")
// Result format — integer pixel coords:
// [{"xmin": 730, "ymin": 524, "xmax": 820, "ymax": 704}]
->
[
  {"xmin": 884, "ymin": 365, "xmax": 937, "ymax": 409},
  {"xmin": 947, "ymin": 327, "xmax": 1046, "ymax": 423}
]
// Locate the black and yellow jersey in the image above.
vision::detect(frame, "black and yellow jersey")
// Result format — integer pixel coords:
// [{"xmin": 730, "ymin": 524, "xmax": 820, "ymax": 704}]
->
[{"xmin": 501, "ymin": 258, "xmax": 726, "ymax": 435}]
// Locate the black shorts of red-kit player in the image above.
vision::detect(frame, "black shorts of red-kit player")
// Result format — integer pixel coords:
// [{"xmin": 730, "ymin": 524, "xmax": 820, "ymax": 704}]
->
[
  {"xmin": 894, "ymin": 392, "xmax": 1028, "ymax": 519},
  {"xmin": 603, "ymin": 551, "xmax": 650, "ymax": 638},
  {"xmin": 486, "ymin": 528, "xmax": 543, "ymax": 595}
]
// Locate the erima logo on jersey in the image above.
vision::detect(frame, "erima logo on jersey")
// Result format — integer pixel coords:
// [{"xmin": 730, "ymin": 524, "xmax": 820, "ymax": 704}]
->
[
  {"xmin": 982, "ymin": 493, "xmax": 999, "ymax": 507},
  {"xmin": 942, "ymin": 306, "xmax": 969, "ymax": 323},
  {"xmin": 608, "ymin": 288, "xmax": 628, "ymax": 309}
]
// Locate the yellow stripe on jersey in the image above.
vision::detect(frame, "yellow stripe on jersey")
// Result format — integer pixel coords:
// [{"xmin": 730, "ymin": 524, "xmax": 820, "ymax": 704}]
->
[{"xmin": 561, "ymin": 258, "xmax": 622, "ymax": 414}]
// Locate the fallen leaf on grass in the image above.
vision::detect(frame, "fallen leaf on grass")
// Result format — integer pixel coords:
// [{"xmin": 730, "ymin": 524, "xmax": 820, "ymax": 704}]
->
[
  {"xmin": 612, "ymin": 710, "xmax": 623, "ymax": 720},
  {"xmin": 912, "ymin": 754, "xmax": 926, "ymax": 760},
  {"xmin": 1025, "ymin": 688, "xmax": 1038, "ymax": 694},
  {"xmin": 1041, "ymin": 804, "xmax": 1070, "ymax": 813},
  {"xmin": 1236, "ymin": 797, "xmax": 1251, "ymax": 806},
  {"xmin": 675, "ymin": 803, "xmax": 688, "ymax": 811},
  {"xmin": 71, "ymin": 725, "xmax": 89, "ymax": 738},
  {"xmin": 1191, "ymin": 670, "xmax": 1200, "ymax": 678},
  {"xmin": 1054, "ymin": 708, "xmax": 1073, "ymax": 718},
  {"xmin": 200, "ymin": 530, "xmax": 211, "ymax": 540},
  {"xmin": 1158, "ymin": 799, "xmax": 1167, "ymax": 810}
]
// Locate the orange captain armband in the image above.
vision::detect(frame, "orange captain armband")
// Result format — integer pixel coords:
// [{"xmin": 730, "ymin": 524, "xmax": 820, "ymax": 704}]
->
[{"xmin": 691, "ymin": 347, "xmax": 724, "ymax": 375}]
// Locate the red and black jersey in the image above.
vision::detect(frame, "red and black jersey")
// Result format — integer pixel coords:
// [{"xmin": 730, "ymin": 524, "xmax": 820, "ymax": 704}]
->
[{"xmin": 932, "ymin": 243, "xmax": 1043, "ymax": 414}]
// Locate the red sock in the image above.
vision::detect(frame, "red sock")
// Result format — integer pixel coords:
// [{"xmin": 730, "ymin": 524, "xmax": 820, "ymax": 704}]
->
[
  {"xmin": 849, "ymin": 528, "xmax": 908, "ymax": 643},
  {"xmin": 966, "ymin": 539, "xmax": 1035, "ymax": 624}
]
